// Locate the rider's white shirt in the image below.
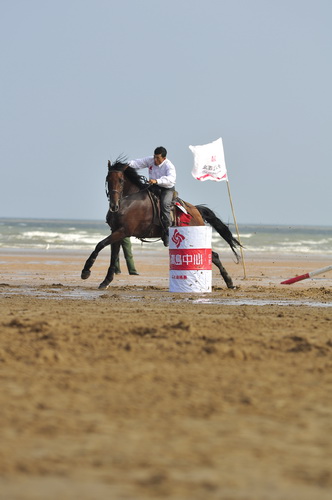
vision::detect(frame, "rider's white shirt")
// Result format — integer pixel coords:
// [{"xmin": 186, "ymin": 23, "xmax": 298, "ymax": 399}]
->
[{"xmin": 128, "ymin": 156, "xmax": 176, "ymax": 189}]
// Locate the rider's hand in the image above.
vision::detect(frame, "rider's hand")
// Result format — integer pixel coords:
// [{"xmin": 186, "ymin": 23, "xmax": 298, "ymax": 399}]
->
[{"xmin": 149, "ymin": 179, "xmax": 157, "ymax": 184}]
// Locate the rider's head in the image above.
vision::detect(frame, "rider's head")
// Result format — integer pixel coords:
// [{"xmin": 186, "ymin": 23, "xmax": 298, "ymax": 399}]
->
[{"xmin": 154, "ymin": 146, "xmax": 167, "ymax": 165}]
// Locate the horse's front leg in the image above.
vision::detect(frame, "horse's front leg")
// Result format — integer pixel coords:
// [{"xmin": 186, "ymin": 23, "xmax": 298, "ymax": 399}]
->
[
  {"xmin": 212, "ymin": 250, "xmax": 236, "ymax": 289},
  {"xmin": 98, "ymin": 241, "xmax": 121, "ymax": 289},
  {"xmin": 81, "ymin": 234, "xmax": 114, "ymax": 280}
]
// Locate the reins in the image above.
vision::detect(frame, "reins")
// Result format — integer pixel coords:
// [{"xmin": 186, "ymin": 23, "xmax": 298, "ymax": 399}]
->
[{"xmin": 106, "ymin": 179, "xmax": 151, "ymax": 203}]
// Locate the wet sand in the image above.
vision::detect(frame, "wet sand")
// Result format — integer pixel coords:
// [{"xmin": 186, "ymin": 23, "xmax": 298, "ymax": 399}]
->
[{"xmin": 1, "ymin": 248, "xmax": 332, "ymax": 499}]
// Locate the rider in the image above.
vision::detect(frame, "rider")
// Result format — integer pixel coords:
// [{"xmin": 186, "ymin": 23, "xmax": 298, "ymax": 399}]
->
[{"xmin": 128, "ymin": 146, "xmax": 176, "ymax": 247}]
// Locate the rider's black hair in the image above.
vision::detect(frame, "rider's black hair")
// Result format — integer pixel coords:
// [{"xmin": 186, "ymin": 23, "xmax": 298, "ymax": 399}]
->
[{"xmin": 154, "ymin": 146, "xmax": 167, "ymax": 158}]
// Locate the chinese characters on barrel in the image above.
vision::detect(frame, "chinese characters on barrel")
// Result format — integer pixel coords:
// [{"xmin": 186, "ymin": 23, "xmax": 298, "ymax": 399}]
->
[{"xmin": 170, "ymin": 253, "xmax": 204, "ymax": 266}]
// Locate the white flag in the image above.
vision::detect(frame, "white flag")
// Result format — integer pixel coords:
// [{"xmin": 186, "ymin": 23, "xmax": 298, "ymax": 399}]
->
[{"xmin": 189, "ymin": 137, "xmax": 228, "ymax": 182}]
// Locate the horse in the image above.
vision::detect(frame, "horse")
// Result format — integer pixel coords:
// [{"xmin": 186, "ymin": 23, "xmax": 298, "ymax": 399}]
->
[{"xmin": 81, "ymin": 159, "xmax": 241, "ymax": 290}]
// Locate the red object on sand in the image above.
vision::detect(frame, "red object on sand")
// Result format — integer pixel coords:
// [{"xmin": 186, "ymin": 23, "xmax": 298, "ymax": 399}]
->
[{"xmin": 281, "ymin": 265, "xmax": 332, "ymax": 285}]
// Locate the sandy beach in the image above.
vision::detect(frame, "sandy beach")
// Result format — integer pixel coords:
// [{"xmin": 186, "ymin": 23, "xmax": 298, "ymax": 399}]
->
[{"xmin": 1, "ymin": 248, "xmax": 332, "ymax": 499}]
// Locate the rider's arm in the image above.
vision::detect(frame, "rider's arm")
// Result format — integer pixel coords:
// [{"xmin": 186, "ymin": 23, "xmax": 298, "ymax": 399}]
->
[{"xmin": 128, "ymin": 157, "xmax": 152, "ymax": 170}]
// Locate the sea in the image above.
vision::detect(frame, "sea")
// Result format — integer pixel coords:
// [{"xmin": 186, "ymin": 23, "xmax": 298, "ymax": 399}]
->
[{"xmin": 1, "ymin": 218, "xmax": 331, "ymax": 259}]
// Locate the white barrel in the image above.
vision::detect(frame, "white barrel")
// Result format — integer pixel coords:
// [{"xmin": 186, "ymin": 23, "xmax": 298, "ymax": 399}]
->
[{"xmin": 169, "ymin": 226, "xmax": 212, "ymax": 293}]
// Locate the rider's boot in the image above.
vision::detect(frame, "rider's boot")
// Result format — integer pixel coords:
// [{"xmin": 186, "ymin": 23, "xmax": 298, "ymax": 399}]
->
[
  {"xmin": 162, "ymin": 231, "xmax": 169, "ymax": 247},
  {"xmin": 161, "ymin": 219, "xmax": 170, "ymax": 247}
]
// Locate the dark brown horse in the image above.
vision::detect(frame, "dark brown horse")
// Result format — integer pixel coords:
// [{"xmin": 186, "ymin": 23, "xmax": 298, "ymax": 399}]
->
[{"xmin": 81, "ymin": 159, "xmax": 241, "ymax": 289}]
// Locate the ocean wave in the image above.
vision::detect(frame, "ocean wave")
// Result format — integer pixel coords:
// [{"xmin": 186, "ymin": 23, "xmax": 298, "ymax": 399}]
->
[{"xmin": 1, "ymin": 219, "xmax": 331, "ymax": 255}]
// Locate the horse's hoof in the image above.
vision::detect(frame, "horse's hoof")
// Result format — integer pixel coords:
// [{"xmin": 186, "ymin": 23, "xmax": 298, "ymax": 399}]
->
[
  {"xmin": 81, "ymin": 270, "xmax": 91, "ymax": 280},
  {"xmin": 98, "ymin": 281, "xmax": 110, "ymax": 290},
  {"xmin": 227, "ymin": 285, "xmax": 236, "ymax": 290}
]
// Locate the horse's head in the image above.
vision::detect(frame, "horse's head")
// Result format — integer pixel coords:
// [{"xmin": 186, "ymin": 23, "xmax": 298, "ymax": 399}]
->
[
  {"xmin": 106, "ymin": 157, "xmax": 148, "ymax": 212},
  {"xmin": 106, "ymin": 160, "xmax": 127, "ymax": 212}
]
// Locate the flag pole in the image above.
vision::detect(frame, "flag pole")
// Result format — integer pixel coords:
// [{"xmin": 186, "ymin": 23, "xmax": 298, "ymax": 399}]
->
[
  {"xmin": 189, "ymin": 137, "xmax": 246, "ymax": 278},
  {"xmin": 226, "ymin": 179, "xmax": 247, "ymax": 278}
]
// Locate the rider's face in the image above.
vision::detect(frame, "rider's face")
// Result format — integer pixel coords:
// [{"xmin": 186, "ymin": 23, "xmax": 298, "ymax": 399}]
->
[{"xmin": 154, "ymin": 154, "xmax": 165, "ymax": 166}]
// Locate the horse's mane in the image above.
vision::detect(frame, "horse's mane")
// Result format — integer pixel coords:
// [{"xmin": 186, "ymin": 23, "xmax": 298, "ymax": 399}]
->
[{"xmin": 109, "ymin": 157, "xmax": 148, "ymax": 188}]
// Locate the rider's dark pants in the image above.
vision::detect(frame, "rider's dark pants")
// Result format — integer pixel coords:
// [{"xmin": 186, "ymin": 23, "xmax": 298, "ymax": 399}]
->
[{"xmin": 160, "ymin": 187, "xmax": 175, "ymax": 229}]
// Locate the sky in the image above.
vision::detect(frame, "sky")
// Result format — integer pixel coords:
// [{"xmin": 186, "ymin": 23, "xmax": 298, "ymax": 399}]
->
[{"xmin": 1, "ymin": 0, "xmax": 331, "ymax": 226}]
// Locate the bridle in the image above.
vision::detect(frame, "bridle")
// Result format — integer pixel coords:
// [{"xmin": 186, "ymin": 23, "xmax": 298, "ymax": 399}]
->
[
  {"xmin": 106, "ymin": 166, "xmax": 153, "ymax": 213},
  {"xmin": 106, "ymin": 176, "xmax": 150, "ymax": 203},
  {"xmin": 105, "ymin": 183, "xmax": 121, "ymax": 201},
  {"xmin": 105, "ymin": 169, "xmax": 124, "ymax": 201}
]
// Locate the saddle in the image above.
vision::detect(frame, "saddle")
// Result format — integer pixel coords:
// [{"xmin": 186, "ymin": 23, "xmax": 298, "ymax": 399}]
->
[{"xmin": 148, "ymin": 186, "xmax": 192, "ymax": 227}]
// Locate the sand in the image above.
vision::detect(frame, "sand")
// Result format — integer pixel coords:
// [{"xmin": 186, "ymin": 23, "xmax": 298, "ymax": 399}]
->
[{"xmin": 1, "ymin": 247, "xmax": 332, "ymax": 500}]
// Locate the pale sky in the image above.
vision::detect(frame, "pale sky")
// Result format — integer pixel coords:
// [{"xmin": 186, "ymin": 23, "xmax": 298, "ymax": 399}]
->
[{"xmin": 1, "ymin": 0, "xmax": 331, "ymax": 225}]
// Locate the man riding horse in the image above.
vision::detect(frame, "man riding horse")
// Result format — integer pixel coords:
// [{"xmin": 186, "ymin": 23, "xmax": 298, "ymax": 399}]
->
[
  {"xmin": 128, "ymin": 146, "xmax": 176, "ymax": 247},
  {"xmin": 81, "ymin": 155, "xmax": 241, "ymax": 289}
]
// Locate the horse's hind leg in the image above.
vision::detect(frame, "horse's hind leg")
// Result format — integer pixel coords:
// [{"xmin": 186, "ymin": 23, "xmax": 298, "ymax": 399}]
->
[
  {"xmin": 98, "ymin": 241, "xmax": 121, "ymax": 289},
  {"xmin": 81, "ymin": 234, "xmax": 113, "ymax": 280},
  {"xmin": 212, "ymin": 250, "xmax": 235, "ymax": 289}
]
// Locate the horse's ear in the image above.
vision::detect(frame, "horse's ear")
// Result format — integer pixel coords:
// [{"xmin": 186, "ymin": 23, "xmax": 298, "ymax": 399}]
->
[{"xmin": 108, "ymin": 160, "xmax": 111, "ymax": 170}]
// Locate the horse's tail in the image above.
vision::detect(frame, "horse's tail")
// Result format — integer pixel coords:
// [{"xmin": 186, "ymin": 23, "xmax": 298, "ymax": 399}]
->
[{"xmin": 195, "ymin": 205, "xmax": 242, "ymax": 263}]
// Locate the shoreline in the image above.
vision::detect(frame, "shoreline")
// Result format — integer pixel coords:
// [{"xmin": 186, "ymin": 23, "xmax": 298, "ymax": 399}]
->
[{"xmin": 1, "ymin": 247, "xmax": 331, "ymax": 290}]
